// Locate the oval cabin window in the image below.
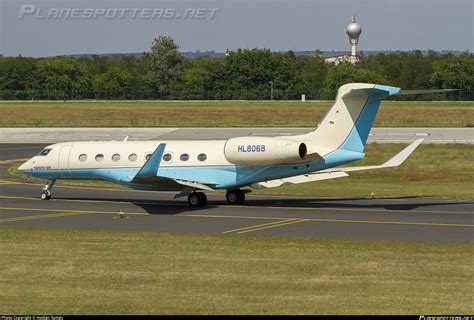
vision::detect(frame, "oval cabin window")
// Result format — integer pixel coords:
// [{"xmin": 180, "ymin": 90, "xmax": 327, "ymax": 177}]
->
[
  {"xmin": 197, "ymin": 153, "xmax": 207, "ymax": 162},
  {"xmin": 180, "ymin": 153, "xmax": 189, "ymax": 161},
  {"xmin": 163, "ymin": 154, "xmax": 172, "ymax": 162},
  {"xmin": 95, "ymin": 154, "xmax": 104, "ymax": 162},
  {"xmin": 112, "ymin": 154, "xmax": 121, "ymax": 162},
  {"xmin": 79, "ymin": 154, "xmax": 87, "ymax": 162},
  {"xmin": 128, "ymin": 154, "xmax": 137, "ymax": 162}
]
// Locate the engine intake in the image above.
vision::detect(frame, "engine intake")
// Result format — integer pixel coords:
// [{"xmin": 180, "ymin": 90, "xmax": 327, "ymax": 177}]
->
[{"xmin": 224, "ymin": 137, "xmax": 307, "ymax": 166}]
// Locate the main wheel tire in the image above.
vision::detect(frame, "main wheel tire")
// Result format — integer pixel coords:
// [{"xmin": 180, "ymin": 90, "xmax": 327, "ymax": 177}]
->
[
  {"xmin": 197, "ymin": 192, "xmax": 207, "ymax": 207},
  {"xmin": 188, "ymin": 192, "xmax": 201, "ymax": 207},
  {"xmin": 226, "ymin": 190, "xmax": 245, "ymax": 205},
  {"xmin": 41, "ymin": 192, "xmax": 51, "ymax": 200},
  {"xmin": 236, "ymin": 191, "xmax": 245, "ymax": 204}
]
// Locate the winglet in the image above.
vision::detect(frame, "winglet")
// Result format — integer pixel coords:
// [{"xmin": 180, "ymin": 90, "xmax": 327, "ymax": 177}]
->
[{"xmin": 134, "ymin": 143, "xmax": 166, "ymax": 178}]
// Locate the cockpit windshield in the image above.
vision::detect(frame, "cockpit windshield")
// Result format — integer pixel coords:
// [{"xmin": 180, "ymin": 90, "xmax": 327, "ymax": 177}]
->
[{"xmin": 37, "ymin": 148, "xmax": 52, "ymax": 156}]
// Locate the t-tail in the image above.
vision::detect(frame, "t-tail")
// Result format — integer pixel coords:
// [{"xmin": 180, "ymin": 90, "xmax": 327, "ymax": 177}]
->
[{"xmin": 296, "ymin": 83, "xmax": 400, "ymax": 157}]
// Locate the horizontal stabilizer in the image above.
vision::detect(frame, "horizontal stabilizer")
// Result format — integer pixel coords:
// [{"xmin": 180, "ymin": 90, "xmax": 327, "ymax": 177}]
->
[
  {"xmin": 250, "ymin": 139, "xmax": 422, "ymax": 190},
  {"xmin": 334, "ymin": 138, "xmax": 423, "ymax": 172},
  {"xmin": 396, "ymin": 89, "xmax": 458, "ymax": 95}
]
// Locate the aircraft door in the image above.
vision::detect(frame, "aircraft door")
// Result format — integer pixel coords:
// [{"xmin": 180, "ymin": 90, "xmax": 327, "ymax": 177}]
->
[{"xmin": 58, "ymin": 145, "xmax": 72, "ymax": 176}]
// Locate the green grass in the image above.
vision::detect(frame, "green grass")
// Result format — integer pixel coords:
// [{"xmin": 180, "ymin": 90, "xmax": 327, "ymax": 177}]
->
[
  {"xmin": 0, "ymin": 227, "xmax": 472, "ymax": 314},
  {"xmin": 0, "ymin": 100, "xmax": 473, "ymax": 127},
  {"xmin": 9, "ymin": 144, "xmax": 474, "ymax": 199}
]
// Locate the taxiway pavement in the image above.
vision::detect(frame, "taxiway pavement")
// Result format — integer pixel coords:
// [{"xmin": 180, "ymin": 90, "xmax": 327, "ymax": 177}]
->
[{"xmin": 1, "ymin": 127, "xmax": 473, "ymax": 144}]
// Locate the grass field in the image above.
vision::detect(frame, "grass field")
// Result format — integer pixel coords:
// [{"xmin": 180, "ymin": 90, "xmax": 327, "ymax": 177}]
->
[
  {"xmin": 1, "ymin": 100, "xmax": 473, "ymax": 127},
  {"xmin": 0, "ymin": 227, "xmax": 472, "ymax": 314},
  {"xmin": 9, "ymin": 144, "xmax": 474, "ymax": 199}
]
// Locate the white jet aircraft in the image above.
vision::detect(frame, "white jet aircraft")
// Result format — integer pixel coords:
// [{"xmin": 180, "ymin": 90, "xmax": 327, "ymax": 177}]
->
[{"xmin": 18, "ymin": 83, "xmax": 423, "ymax": 207}]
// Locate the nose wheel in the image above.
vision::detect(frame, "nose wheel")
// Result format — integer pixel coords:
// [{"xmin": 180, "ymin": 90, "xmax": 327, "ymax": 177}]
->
[
  {"xmin": 41, "ymin": 190, "xmax": 51, "ymax": 200},
  {"xmin": 226, "ymin": 189, "xmax": 245, "ymax": 205},
  {"xmin": 41, "ymin": 179, "xmax": 56, "ymax": 200},
  {"xmin": 187, "ymin": 192, "xmax": 207, "ymax": 207}
]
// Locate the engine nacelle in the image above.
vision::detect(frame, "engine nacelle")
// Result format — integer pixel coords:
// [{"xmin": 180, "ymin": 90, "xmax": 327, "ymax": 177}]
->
[{"xmin": 224, "ymin": 137, "xmax": 307, "ymax": 166}]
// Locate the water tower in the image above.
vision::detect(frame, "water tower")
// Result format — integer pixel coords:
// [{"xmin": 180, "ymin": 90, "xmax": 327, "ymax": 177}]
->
[{"xmin": 346, "ymin": 15, "xmax": 362, "ymax": 56}]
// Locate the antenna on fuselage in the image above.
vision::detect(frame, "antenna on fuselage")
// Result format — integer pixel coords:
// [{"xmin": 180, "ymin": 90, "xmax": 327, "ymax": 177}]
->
[{"xmin": 123, "ymin": 136, "xmax": 129, "ymax": 142}]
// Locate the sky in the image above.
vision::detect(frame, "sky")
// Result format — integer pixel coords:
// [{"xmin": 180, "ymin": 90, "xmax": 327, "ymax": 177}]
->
[{"xmin": 1, "ymin": 0, "xmax": 473, "ymax": 57}]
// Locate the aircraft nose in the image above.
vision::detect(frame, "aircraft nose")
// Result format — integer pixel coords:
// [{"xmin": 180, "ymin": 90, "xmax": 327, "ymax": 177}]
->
[{"xmin": 18, "ymin": 159, "xmax": 32, "ymax": 173}]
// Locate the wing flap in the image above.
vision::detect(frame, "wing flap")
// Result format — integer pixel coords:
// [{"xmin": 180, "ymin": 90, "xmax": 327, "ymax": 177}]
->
[
  {"xmin": 173, "ymin": 179, "xmax": 215, "ymax": 191},
  {"xmin": 251, "ymin": 171, "xmax": 348, "ymax": 189}
]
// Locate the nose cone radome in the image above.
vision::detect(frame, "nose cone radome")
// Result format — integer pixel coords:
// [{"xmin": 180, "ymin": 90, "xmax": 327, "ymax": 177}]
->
[{"xmin": 18, "ymin": 159, "xmax": 32, "ymax": 173}]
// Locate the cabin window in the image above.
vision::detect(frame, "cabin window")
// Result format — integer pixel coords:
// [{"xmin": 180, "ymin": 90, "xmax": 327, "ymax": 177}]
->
[
  {"xmin": 128, "ymin": 154, "xmax": 137, "ymax": 162},
  {"xmin": 78, "ymin": 154, "xmax": 87, "ymax": 162},
  {"xmin": 95, "ymin": 154, "xmax": 104, "ymax": 162},
  {"xmin": 180, "ymin": 153, "xmax": 189, "ymax": 162},
  {"xmin": 37, "ymin": 148, "xmax": 52, "ymax": 156},
  {"xmin": 163, "ymin": 153, "xmax": 172, "ymax": 162},
  {"xmin": 197, "ymin": 153, "xmax": 207, "ymax": 162},
  {"xmin": 145, "ymin": 154, "xmax": 152, "ymax": 161},
  {"xmin": 112, "ymin": 154, "xmax": 121, "ymax": 162}
]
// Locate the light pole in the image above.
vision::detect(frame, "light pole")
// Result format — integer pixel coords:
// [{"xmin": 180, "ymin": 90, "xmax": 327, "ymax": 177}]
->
[{"xmin": 269, "ymin": 81, "xmax": 273, "ymax": 101}]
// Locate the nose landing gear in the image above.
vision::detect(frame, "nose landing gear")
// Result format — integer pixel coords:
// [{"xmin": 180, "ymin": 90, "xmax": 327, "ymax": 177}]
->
[{"xmin": 41, "ymin": 179, "xmax": 56, "ymax": 200}]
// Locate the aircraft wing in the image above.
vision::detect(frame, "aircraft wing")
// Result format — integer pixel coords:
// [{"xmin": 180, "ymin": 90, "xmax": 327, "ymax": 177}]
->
[
  {"xmin": 122, "ymin": 143, "xmax": 214, "ymax": 191},
  {"xmin": 251, "ymin": 139, "xmax": 423, "ymax": 189}
]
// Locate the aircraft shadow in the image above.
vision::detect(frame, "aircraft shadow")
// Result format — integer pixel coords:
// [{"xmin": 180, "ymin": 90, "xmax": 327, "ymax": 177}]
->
[{"xmin": 52, "ymin": 195, "xmax": 473, "ymax": 215}]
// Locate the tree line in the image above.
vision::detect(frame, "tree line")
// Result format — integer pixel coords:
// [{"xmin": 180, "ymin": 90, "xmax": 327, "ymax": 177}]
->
[{"xmin": 0, "ymin": 36, "xmax": 473, "ymax": 100}]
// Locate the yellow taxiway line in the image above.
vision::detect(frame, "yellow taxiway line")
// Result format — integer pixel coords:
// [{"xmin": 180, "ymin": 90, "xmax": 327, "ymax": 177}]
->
[
  {"xmin": 179, "ymin": 213, "xmax": 474, "ymax": 228},
  {"xmin": 1, "ymin": 177, "xmax": 472, "ymax": 204},
  {"xmin": 223, "ymin": 219, "xmax": 297, "ymax": 234},
  {"xmin": 0, "ymin": 206, "xmax": 472, "ymax": 228},
  {"xmin": 0, "ymin": 194, "xmax": 471, "ymax": 215},
  {"xmin": 0, "ymin": 212, "xmax": 90, "ymax": 223},
  {"xmin": 0, "ymin": 206, "xmax": 148, "ymax": 220},
  {"xmin": 0, "ymin": 158, "xmax": 30, "ymax": 165},
  {"xmin": 224, "ymin": 218, "xmax": 309, "ymax": 235}
]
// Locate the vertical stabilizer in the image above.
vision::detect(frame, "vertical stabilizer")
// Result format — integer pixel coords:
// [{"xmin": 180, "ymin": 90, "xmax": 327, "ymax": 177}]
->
[{"xmin": 299, "ymin": 83, "xmax": 400, "ymax": 155}]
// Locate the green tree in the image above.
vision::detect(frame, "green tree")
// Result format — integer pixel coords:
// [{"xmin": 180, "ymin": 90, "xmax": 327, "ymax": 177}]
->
[
  {"xmin": 430, "ymin": 54, "xmax": 474, "ymax": 91},
  {"xmin": 33, "ymin": 57, "xmax": 88, "ymax": 99},
  {"xmin": 92, "ymin": 67, "xmax": 135, "ymax": 99},
  {"xmin": 295, "ymin": 54, "xmax": 328, "ymax": 98},
  {"xmin": 183, "ymin": 57, "xmax": 225, "ymax": 99},
  {"xmin": 322, "ymin": 63, "xmax": 387, "ymax": 99},
  {"xmin": 0, "ymin": 56, "xmax": 37, "ymax": 91},
  {"xmin": 149, "ymin": 36, "xmax": 185, "ymax": 97}
]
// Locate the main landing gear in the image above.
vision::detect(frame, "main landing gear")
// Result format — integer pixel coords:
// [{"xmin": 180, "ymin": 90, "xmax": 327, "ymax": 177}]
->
[
  {"xmin": 226, "ymin": 189, "xmax": 245, "ymax": 205},
  {"xmin": 187, "ymin": 192, "xmax": 207, "ymax": 207},
  {"xmin": 186, "ymin": 189, "xmax": 246, "ymax": 207},
  {"xmin": 41, "ymin": 179, "xmax": 56, "ymax": 200}
]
